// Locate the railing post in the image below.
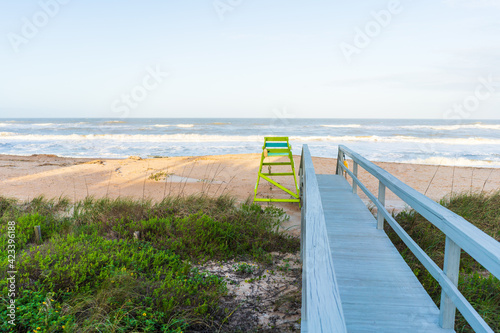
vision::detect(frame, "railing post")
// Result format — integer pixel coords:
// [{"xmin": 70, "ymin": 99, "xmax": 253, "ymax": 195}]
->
[
  {"xmin": 300, "ymin": 190, "xmax": 307, "ymax": 329},
  {"xmin": 352, "ymin": 162, "xmax": 358, "ymax": 194},
  {"xmin": 336, "ymin": 149, "xmax": 343, "ymax": 175},
  {"xmin": 377, "ymin": 181, "xmax": 385, "ymax": 229},
  {"xmin": 34, "ymin": 225, "xmax": 42, "ymax": 243},
  {"xmin": 439, "ymin": 236, "xmax": 461, "ymax": 329},
  {"xmin": 300, "ymin": 191, "xmax": 306, "ymax": 262},
  {"xmin": 299, "ymin": 148, "xmax": 307, "ymax": 327},
  {"xmin": 299, "ymin": 150, "xmax": 305, "ymax": 263},
  {"xmin": 299, "ymin": 155, "xmax": 304, "ymax": 203}
]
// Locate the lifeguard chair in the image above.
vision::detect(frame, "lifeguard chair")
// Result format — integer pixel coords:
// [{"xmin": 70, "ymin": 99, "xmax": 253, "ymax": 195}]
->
[{"xmin": 253, "ymin": 137, "xmax": 300, "ymax": 203}]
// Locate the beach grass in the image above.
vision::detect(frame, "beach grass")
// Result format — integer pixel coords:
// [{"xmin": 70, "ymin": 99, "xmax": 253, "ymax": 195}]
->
[
  {"xmin": 0, "ymin": 195, "xmax": 300, "ymax": 332},
  {"xmin": 386, "ymin": 190, "xmax": 500, "ymax": 333},
  {"xmin": 3, "ymin": 189, "xmax": 498, "ymax": 332}
]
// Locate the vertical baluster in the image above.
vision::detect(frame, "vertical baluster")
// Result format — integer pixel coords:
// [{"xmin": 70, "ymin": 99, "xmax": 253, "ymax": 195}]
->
[
  {"xmin": 336, "ymin": 150, "xmax": 343, "ymax": 175},
  {"xmin": 377, "ymin": 181, "xmax": 385, "ymax": 229},
  {"xmin": 439, "ymin": 236, "xmax": 461, "ymax": 329},
  {"xmin": 300, "ymin": 184, "xmax": 306, "ymax": 262},
  {"xmin": 300, "ymin": 153, "xmax": 305, "ymax": 262},
  {"xmin": 352, "ymin": 162, "xmax": 358, "ymax": 194},
  {"xmin": 34, "ymin": 225, "xmax": 42, "ymax": 243}
]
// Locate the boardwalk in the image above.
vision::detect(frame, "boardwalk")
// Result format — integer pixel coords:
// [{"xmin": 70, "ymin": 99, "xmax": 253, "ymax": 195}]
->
[
  {"xmin": 299, "ymin": 145, "xmax": 500, "ymax": 333},
  {"xmin": 317, "ymin": 174, "xmax": 452, "ymax": 333}
]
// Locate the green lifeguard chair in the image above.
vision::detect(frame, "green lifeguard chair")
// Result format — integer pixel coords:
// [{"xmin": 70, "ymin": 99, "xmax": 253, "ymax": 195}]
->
[{"xmin": 253, "ymin": 137, "xmax": 300, "ymax": 203}]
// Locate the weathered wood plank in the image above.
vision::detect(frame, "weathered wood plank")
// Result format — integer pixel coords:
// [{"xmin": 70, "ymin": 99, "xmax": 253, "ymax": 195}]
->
[
  {"xmin": 300, "ymin": 144, "xmax": 498, "ymax": 333},
  {"xmin": 317, "ymin": 174, "xmax": 453, "ymax": 333},
  {"xmin": 377, "ymin": 181, "xmax": 386, "ymax": 229},
  {"xmin": 439, "ymin": 237, "xmax": 462, "ymax": 328},
  {"xmin": 337, "ymin": 154, "xmax": 496, "ymax": 333},
  {"xmin": 299, "ymin": 146, "xmax": 347, "ymax": 333}
]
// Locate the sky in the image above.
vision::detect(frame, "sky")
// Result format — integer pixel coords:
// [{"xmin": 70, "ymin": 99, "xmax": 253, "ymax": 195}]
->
[{"xmin": 0, "ymin": 0, "xmax": 499, "ymax": 119}]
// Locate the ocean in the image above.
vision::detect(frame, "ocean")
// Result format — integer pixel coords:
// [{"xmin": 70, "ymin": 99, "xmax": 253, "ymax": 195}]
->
[{"xmin": 1, "ymin": 118, "xmax": 500, "ymax": 168}]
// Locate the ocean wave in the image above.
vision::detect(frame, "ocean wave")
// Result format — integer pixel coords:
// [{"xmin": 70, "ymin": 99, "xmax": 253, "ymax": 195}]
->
[
  {"xmin": 33, "ymin": 123, "xmax": 56, "ymax": 126},
  {"xmin": 400, "ymin": 124, "xmax": 500, "ymax": 131},
  {"xmin": 321, "ymin": 124, "xmax": 362, "ymax": 128},
  {"xmin": 0, "ymin": 122, "xmax": 91, "ymax": 129},
  {"xmin": 152, "ymin": 124, "xmax": 195, "ymax": 128},
  {"xmin": 0, "ymin": 133, "xmax": 261, "ymax": 142},
  {"xmin": 208, "ymin": 122, "xmax": 231, "ymax": 125},
  {"xmin": 2, "ymin": 133, "xmax": 500, "ymax": 145},
  {"xmin": 401, "ymin": 156, "xmax": 500, "ymax": 168},
  {"xmin": 291, "ymin": 135, "xmax": 500, "ymax": 145},
  {"xmin": 104, "ymin": 120, "xmax": 126, "ymax": 124}
]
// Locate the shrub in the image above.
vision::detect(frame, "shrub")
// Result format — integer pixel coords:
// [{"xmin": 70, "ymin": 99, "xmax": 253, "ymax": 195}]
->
[
  {"xmin": 0, "ymin": 194, "xmax": 299, "ymax": 332},
  {"xmin": 387, "ymin": 191, "xmax": 500, "ymax": 332}
]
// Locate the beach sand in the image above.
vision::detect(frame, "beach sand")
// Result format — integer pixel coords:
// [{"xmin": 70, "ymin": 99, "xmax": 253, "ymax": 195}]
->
[{"xmin": 1, "ymin": 153, "xmax": 499, "ymax": 235}]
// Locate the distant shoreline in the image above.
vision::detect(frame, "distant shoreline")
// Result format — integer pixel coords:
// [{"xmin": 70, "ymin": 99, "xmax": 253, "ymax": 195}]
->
[{"xmin": 2, "ymin": 118, "xmax": 500, "ymax": 167}]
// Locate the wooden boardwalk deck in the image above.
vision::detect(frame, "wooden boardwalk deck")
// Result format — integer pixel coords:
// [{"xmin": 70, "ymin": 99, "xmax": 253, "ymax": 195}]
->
[{"xmin": 317, "ymin": 174, "xmax": 454, "ymax": 333}]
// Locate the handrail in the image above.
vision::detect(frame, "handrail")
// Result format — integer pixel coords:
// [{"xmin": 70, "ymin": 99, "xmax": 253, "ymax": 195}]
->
[
  {"xmin": 299, "ymin": 145, "xmax": 347, "ymax": 333},
  {"xmin": 337, "ymin": 145, "xmax": 500, "ymax": 333}
]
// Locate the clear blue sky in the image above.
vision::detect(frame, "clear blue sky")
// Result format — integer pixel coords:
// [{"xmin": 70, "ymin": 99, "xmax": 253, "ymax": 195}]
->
[{"xmin": 0, "ymin": 0, "xmax": 499, "ymax": 119}]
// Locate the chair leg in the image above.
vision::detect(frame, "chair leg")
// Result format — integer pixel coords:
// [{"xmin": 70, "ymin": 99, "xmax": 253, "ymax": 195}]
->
[{"xmin": 254, "ymin": 138, "xmax": 300, "ymax": 203}]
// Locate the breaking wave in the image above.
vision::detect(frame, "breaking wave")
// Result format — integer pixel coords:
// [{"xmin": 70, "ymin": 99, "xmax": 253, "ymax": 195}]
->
[
  {"xmin": 400, "ymin": 124, "xmax": 500, "ymax": 131},
  {"xmin": 401, "ymin": 156, "xmax": 500, "ymax": 168},
  {"xmin": 2, "ymin": 133, "xmax": 499, "ymax": 145}
]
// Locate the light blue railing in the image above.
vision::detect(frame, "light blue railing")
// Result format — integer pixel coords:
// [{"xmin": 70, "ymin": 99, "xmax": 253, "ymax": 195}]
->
[
  {"xmin": 337, "ymin": 145, "xmax": 500, "ymax": 333},
  {"xmin": 299, "ymin": 144, "xmax": 347, "ymax": 333}
]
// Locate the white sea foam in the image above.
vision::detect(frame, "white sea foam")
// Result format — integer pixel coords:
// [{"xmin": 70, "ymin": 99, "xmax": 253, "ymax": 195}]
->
[
  {"xmin": 401, "ymin": 156, "xmax": 500, "ymax": 168},
  {"xmin": 33, "ymin": 123, "xmax": 56, "ymax": 126},
  {"xmin": 321, "ymin": 124, "xmax": 362, "ymax": 128},
  {"xmin": 1, "ymin": 121, "xmax": 89, "ymax": 128},
  {"xmin": 153, "ymin": 124, "xmax": 194, "ymax": 128},
  {"xmin": 400, "ymin": 124, "xmax": 500, "ymax": 131},
  {"xmin": 2, "ymin": 133, "xmax": 500, "ymax": 146},
  {"xmin": 0, "ymin": 133, "xmax": 261, "ymax": 143},
  {"xmin": 298, "ymin": 135, "xmax": 500, "ymax": 145}
]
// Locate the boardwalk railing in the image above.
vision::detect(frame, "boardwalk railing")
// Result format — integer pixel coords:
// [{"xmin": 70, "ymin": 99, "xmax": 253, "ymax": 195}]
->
[
  {"xmin": 298, "ymin": 145, "xmax": 347, "ymax": 333},
  {"xmin": 336, "ymin": 145, "xmax": 500, "ymax": 333}
]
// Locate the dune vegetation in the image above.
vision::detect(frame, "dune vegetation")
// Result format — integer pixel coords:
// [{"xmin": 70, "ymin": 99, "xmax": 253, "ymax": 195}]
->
[{"xmin": 0, "ymin": 195, "xmax": 300, "ymax": 332}]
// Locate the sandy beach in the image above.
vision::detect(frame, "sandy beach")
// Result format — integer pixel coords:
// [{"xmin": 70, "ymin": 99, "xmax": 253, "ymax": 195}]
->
[{"xmin": 1, "ymin": 153, "xmax": 499, "ymax": 235}]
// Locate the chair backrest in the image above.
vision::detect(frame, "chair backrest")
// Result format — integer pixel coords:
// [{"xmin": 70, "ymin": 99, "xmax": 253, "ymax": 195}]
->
[{"xmin": 264, "ymin": 137, "xmax": 290, "ymax": 156}]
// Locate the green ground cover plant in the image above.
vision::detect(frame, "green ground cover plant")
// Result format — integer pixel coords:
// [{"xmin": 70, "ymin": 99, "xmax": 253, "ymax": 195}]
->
[
  {"xmin": 0, "ymin": 195, "xmax": 300, "ymax": 332},
  {"xmin": 386, "ymin": 191, "xmax": 500, "ymax": 333},
  {"xmin": 148, "ymin": 171, "xmax": 172, "ymax": 181}
]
